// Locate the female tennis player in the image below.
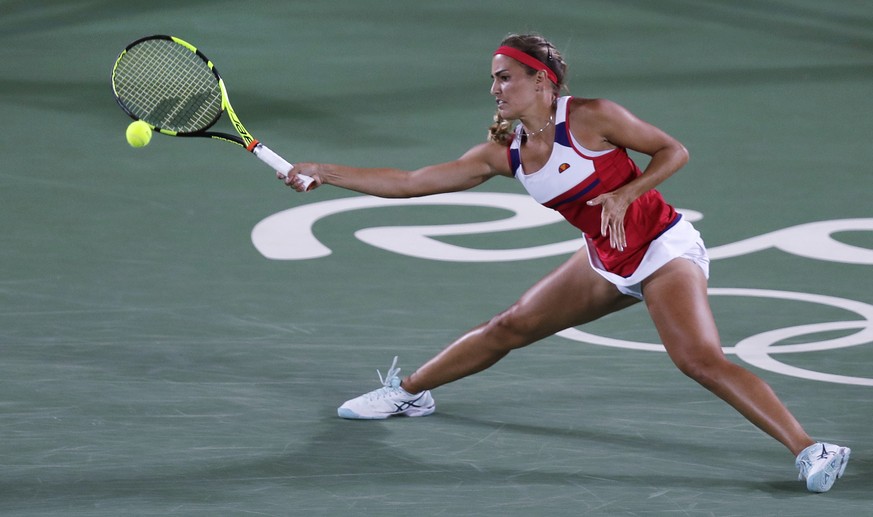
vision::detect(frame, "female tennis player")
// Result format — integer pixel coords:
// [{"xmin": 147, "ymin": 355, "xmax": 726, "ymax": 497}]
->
[{"xmin": 280, "ymin": 33, "xmax": 849, "ymax": 492}]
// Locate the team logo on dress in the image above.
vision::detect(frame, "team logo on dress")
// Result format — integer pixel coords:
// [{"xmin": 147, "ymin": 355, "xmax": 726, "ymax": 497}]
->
[{"xmin": 558, "ymin": 163, "xmax": 570, "ymax": 173}]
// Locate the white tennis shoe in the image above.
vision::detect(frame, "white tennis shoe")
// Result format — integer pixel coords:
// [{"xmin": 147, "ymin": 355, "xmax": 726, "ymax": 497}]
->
[
  {"xmin": 795, "ymin": 442, "xmax": 851, "ymax": 492},
  {"xmin": 338, "ymin": 356, "xmax": 435, "ymax": 420}
]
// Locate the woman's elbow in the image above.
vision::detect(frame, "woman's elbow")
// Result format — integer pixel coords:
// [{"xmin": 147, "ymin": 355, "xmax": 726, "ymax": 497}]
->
[{"xmin": 675, "ymin": 144, "xmax": 690, "ymax": 168}]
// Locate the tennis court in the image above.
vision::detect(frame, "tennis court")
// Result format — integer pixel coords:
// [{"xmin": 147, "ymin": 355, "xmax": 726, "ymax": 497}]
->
[{"xmin": 1, "ymin": 1, "xmax": 871, "ymax": 515}]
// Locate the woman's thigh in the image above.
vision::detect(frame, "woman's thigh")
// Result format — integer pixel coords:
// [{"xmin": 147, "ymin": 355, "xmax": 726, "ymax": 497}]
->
[
  {"xmin": 498, "ymin": 247, "xmax": 640, "ymax": 343},
  {"xmin": 641, "ymin": 257, "xmax": 723, "ymax": 368}
]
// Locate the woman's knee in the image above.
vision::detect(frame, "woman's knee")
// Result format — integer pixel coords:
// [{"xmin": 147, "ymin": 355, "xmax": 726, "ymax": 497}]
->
[
  {"xmin": 483, "ymin": 304, "xmax": 542, "ymax": 350},
  {"xmin": 670, "ymin": 349, "xmax": 733, "ymax": 388}
]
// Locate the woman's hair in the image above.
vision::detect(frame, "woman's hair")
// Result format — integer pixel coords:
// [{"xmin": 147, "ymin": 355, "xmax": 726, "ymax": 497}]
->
[{"xmin": 488, "ymin": 33, "xmax": 568, "ymax": 146}]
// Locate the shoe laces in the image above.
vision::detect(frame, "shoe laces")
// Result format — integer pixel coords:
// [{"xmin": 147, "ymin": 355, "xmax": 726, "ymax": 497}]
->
[
  {"xmin": 364, "ymin": 356, "xmax": 403, "ymax": 400},
  {"xmin": 797, "ymin": 443, "xmax": 835, "ymax": 480}
]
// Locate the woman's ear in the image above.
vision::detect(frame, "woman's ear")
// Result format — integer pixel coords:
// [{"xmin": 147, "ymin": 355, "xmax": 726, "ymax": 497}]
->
[{"xmin": 535, "ymin": 70, "xmax": 547, "ymax": 92}]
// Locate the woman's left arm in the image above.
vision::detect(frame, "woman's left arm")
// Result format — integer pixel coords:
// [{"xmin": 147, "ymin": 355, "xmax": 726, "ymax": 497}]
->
[{"xmin": 580, "ymin": 99, "xmax": 689, "ymax": 251}]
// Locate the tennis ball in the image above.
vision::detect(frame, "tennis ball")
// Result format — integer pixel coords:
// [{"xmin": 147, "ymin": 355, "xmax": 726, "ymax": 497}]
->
[{"xmin": 126, "ymin": 120, "xmax": 152, "ymax": 148}]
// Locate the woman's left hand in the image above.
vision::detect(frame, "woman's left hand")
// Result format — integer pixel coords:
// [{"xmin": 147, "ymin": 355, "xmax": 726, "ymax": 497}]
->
[{"xmin": 587, "ymin": 191, "xmax": 630, "ymax": 251}]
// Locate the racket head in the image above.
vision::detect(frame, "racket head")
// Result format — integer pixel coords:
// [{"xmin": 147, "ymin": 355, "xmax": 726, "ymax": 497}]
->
[{"xmin": 111, "ymin": 35, "xmax": 231, "ymax": 139}]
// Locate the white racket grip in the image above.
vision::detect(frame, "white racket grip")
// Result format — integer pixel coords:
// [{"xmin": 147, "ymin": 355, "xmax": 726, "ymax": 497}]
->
[{"xmin": 251, "ymin": 142, "xmax": 315, "ymax": 191}]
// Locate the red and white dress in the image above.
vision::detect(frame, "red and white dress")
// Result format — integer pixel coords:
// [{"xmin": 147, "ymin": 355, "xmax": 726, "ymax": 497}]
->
[{"xmin": 510, "ymin": 96, "xmax": 708, "ymax": 296}]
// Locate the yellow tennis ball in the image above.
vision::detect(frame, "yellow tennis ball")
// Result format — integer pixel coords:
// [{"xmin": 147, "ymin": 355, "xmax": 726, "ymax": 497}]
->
[{"xmin": 126, "ymin": 120, "xmax": 152, "ymax": 148}]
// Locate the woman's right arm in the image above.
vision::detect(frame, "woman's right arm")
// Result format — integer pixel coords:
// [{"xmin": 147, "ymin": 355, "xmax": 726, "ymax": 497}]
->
[{"xmin": 282, "ymin": 141, "xmax": 513, "ymax": 198}]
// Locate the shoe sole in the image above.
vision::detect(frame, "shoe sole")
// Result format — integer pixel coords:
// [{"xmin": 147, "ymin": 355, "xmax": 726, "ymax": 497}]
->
[{"xmin": 337, "ymin": 405, "xmax": 435, "ymax": 420}]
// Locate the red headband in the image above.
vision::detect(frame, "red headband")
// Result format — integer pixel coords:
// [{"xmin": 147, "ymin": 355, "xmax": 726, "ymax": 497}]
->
[{"xmin": 493, "ymin": 45, "xmax": 558, "ymax": 86}]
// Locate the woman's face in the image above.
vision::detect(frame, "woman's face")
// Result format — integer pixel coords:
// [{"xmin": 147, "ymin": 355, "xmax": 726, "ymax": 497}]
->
[{"xmin": 490, "ymin": 54, "xmax": 539, "ymax": 119}]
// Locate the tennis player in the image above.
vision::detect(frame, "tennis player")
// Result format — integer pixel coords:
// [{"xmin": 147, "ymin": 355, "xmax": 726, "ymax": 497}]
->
[{"xmin": 281, "ymin": 33, "xmax": 849, "ymax": 492}]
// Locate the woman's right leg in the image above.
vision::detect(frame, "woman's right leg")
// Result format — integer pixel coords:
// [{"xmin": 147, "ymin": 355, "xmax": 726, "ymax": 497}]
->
[{"xmin": 401, "ymin": 247, "xmax": 638, "ymax": 394}]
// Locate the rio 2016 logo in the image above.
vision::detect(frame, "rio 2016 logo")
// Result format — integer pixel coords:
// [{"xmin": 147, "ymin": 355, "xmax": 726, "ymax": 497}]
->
[{"xmin": 251, "ymin": 192, "xmax": 873, "ymax": 387}]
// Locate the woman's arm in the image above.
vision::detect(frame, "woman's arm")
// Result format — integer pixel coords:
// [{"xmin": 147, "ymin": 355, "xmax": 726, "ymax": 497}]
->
[
  {"xmin": 590, "ymin": 99, "xmax": 689, "ymax": 200},
  {"xmin": 572, "ymin": 99, "xmax": 689, "ymax": 251},
  {"xmin": 282, "ymin": 142, "xmax": 513, "ymax": 198}
]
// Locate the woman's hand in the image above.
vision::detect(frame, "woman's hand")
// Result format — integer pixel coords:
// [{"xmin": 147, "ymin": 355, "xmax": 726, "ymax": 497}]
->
[
  {"xmin": 587, "ymin": 190, "xmax": 631, "ymax": 251},
  {"xmin": 277, "ymin": 163, "xmax": 324, "ymax": 192}
]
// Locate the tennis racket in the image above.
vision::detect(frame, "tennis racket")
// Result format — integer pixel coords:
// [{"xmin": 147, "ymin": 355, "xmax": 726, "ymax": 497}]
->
[{"xmin": 111, "ymin": 34, "xmax": 314, "ymax": 190}]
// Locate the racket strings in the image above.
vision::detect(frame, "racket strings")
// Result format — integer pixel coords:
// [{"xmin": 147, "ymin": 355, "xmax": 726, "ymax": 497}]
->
[{"xmin": 114, "ymin": 39, "xmax": 223, "ymax": 133}]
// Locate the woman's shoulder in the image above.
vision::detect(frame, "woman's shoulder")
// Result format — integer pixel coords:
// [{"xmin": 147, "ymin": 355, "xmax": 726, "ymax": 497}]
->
[
  {"xmin": 567, "ymin": 97, "xmax": 633, "ymax": 127},
  {"xmin": 459, "ymin": 140, "xmax": 515, "ymax": 177},
  {"xmin": 567, "ymin": 96, "xmax": 622, "ymax": 114}
]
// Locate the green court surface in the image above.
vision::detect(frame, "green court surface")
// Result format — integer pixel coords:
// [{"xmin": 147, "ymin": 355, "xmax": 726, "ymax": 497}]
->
[{"xmin": 1, "ymin": 1, "xmax": 871, "ymax": 515}]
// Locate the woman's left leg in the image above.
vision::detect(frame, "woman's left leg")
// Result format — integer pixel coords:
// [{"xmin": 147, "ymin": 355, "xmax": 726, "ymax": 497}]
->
[{"xmin": 641, "ymin": 258, "xmax": 814, "ymax": 456}]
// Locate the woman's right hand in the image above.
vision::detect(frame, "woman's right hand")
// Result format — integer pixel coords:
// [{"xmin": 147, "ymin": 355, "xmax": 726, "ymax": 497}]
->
[{"xmin": 278, "ymin": 162, "xmax": 324, "ymax": 192}]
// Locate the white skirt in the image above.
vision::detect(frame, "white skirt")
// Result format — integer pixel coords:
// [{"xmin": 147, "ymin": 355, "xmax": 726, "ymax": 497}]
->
[{"xmin": 585, "ymin": 217, "xmax": 710, "ymax": 299}]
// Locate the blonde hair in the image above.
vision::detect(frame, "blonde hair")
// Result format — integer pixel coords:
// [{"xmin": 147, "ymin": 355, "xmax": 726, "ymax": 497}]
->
[{"xmin": 487, "ymin": 33, "xmax": 568, "ymax": 146}]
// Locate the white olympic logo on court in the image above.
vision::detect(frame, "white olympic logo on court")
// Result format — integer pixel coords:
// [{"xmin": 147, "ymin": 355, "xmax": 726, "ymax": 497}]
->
[{"xmin": 251, "ymin": 192, "xmax": 873, "ymax": 387}]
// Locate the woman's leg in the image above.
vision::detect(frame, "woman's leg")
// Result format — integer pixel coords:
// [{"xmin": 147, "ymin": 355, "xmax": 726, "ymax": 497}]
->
[
  {"xmin": 402, "ymin": 247, "xmax": 638, "ymax": 393},
  {"xmin": 641, "ymin": 258, "xmax": 814, "ymax": 455}
]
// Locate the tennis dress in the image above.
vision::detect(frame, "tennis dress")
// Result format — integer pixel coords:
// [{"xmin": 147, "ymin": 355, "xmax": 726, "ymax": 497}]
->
[{"xmin": 510, "ymin": 96, "xmax": 708, "ymax": 295}]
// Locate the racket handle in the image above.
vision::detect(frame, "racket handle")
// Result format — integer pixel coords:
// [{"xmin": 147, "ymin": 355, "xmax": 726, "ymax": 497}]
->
[{"xmin": 251, "ymin": 142, "xmax": 315, "ymax": 191}]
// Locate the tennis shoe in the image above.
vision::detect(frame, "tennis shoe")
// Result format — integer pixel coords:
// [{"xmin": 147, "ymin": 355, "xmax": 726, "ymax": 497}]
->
[
  {"xmin": 795, "ymin": 442, "xmax": 851, "ymax": 493},
  {"xmin": 338, "ymin": 356, "xmax": 435, "ymax": 420}
]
